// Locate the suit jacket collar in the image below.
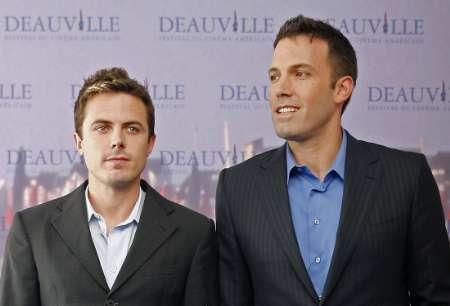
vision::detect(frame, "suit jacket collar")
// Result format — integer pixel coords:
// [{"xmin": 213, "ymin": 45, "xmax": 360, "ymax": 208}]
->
[
  {"xmin": 109, "ymin": 181, "xmax": 178, "ymax": 295},
  {"xmin": 258, "ymin": 133, "xmax": 381, "ymax": 302},
  {"xmin": 322, "ymin": 133, "xmax": 381, "ymax": 299},
  {"xmin": 50, "ymin": 181, "xmax": 109, "ymax": 292},
  {"xmin": 258, "ymin": 144, "xmax": 319, "ymax": 300},
  {"xmin": 50, "ymin": 180, "xmax": 178, "ymax": 295}
]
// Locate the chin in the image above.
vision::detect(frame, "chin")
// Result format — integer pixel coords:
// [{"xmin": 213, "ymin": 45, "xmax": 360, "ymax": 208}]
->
[
  {"xmin": 275, "ymin": 129, "xmax": 301, "ymax": 141},
  {"xmin": 106, "ymin": 176, "xmax": 139, "ymax": 189}
]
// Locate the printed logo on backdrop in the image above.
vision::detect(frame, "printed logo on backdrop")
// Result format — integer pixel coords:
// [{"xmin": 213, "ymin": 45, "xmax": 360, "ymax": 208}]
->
[
  {"xmin": 69, "ymin": 84, "xmax": 82, "ymax": 105},
  {"xmin": 367, "ymin": 81, "xmax": 450, "ymax": 112},
  {"xmin": 1, "ymin": 10, "xmax": 120, "ymax": 42},
  {"xmin": 158, "ymin": 10, "xmax": 274, "ymax": 43},
  {"xmin": 6, "ymin": 148, "xmax": 83, "ymax": 172},
  {"xmin": 144, "ymin": 78, "xmax": 186, "ymax": 110},
  {"xmin": 159, "ymin": 146, "xmax": 245, "ymax": 169},
  {"xmin": 139, "ymin": 144, "xmax": 256, "ymax": 218},
  {"xmin": 151, "ymin": 137, "xmax": 270, "ymax": 185},
  {"xmin": 324, "ymin": 12, "xmax": 425, "ymax": 45},
  {"xmin": 3, "ymin": 147, "xmax": 86, "ymax": 227},
  {"xmin": 2, "ymin": 142, "xmax": 261, "ymax": 223},
  {"xmin": 69, "ymin": 79, "xmax": 186, "ymax": 110},
  {"xmin": 0, "ymin": 83, "xmax": 32, "ymax": 109},
  {"xmin": 218, "ymin": 84, "xmax": 269, "ymax": 111}
]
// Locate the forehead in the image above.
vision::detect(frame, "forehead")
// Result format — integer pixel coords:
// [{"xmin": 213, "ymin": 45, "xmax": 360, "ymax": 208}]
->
[
  {"xmin": 271, "ymin": 35, "xmax": 330, "ymax": 69},
  {"xmin": 83, "ymin": 92, "xmax": 147, "ymax": 124}
]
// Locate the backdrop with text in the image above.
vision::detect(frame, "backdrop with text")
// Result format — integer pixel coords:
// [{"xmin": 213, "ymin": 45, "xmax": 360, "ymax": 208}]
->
[{"xmin": 0, "ymin": 1, "xmax": 449, "ymax": 268}]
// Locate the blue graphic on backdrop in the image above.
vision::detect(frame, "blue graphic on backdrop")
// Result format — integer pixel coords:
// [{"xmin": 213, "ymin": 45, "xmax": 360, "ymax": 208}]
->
[
  {"xmin": 367, "ymin": 81, "xmax": 450, "ymax": 111},
  {"xmin": 324, "ymin": 12, "xmax": 425, "ymax": 44},
  {"xmin": 69, "ymin": 79, "xmax": 186, "ymax": 110},
  {"xmin": 144, "ymin": 78, "xmax": 186, "ymax": 110},
  {"xmin": 0, "ymin": 83, "xmax": 32, "ymax": 109},
  {"xmin": 218, "ymin": 84, "xmax": 269, "ymax": 110},
  {"xmin": 160, "ymin": 147, "xmax": 245, "ymax": 167},
  {"xmin": 2, "ymin": 10, "xmax": 121, "ymax": 42},
  {"xmin": 158, "ymin": 10, "xmax": 274, "ymax": 43}
]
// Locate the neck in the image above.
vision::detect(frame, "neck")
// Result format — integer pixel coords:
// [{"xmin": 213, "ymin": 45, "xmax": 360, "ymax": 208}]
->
[
  {"xmin": 288, "ymin": 125, "xmax": 343, "ymax": 181},
  {"xmin": 87, "ymin": 178, "xmax": 141, "ymax": 232}
]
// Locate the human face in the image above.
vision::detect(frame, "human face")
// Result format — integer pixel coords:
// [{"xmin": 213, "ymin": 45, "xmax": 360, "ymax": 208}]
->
[
  {"xmin": 268, "ymin": 35, "xmax": 341, "ymax": 143},
  {"xmin": 74, "ymin": 93, "xmax": 155, "ymax": 190}
]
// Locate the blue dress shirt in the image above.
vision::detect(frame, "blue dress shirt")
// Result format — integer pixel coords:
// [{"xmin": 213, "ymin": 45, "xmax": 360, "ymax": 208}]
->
[
  {"xmin": 85, "ymin": 187, "xmax": 145, "ymax": 289},
  {"xmin": 286, "ymin": 131, "xmax": 347, "ymax": 297}
]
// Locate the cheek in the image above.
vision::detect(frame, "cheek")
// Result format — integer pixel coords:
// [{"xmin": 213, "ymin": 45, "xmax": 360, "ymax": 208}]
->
[
  {"xmin": 81, "ymin": 141, "xmax": 103, "ymax": 160},
  {"xmin": 268, "ymin": 87, "xmax": 277, "ymax": 103},
  {"xmin": 143, "ymin": 143, "xmax": 153, "ymax": 157}
]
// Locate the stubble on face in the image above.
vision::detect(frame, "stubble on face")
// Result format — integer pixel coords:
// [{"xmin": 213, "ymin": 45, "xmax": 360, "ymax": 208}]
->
[
  {"xmin": 268, "ymin": 36, "xmax": 340, "ymax": 144},
  {"xmin": 76, "ymin": 93, "xmax": 154, "ymax": 191}
]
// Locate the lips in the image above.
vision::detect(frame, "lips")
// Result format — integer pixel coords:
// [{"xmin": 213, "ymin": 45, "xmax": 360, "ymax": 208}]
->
[{"xmin": 105, "ymin": 156, "xmax": 130, "ymax": 162}]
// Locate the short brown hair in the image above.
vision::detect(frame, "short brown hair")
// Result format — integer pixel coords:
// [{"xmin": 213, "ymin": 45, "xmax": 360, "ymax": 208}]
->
[
  {"xmin": 274, "ymin": 15, "xmax": 357, "ymax": 113},
  {"xmin": 74, "ymin": 67, "xmax": 155, "ymax": 138}
]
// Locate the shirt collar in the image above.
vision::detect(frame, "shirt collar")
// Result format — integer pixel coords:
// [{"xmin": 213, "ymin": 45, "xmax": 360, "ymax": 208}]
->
[
  {"xmin": 286, "ymin": 129, "xmax": 348, "ymax": 182},
  {"xmin": 85, "ymin": 186, "xmax": 145, "ymax": 225}
]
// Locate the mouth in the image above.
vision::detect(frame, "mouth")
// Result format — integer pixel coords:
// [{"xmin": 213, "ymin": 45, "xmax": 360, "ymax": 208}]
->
[
  {"xmin": 105, "ymin": 156, "xmax": 130, "ymax": 162},
  {"xmin": 275, "ymin": 105, "xmax": 300, "ymax": 114}
]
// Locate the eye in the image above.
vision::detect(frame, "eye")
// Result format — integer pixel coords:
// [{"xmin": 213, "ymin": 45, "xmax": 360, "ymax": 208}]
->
[
  {"xmin": 127, "ymin": 126, "xmax": 140, "ymax": 133},
  {"xmin": 269, "ymin": 73, "xmax": 279, "ymax": 83},
  {"xmin": 296, "ymin": 70, "xmax": 309, "ymax": 79},
  {"xmin": 94, "ymin": 125, "xmax": 109, "ymax": 133}
]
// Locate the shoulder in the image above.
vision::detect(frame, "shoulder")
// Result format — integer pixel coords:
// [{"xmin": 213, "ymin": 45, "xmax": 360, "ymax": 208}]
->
[
  {"xmin": 349, "ymin": 137, "xmax": 429, "ymax": 185},
  {"xmin": 218, "ymin": 146, "xmax": 282, "ymax": 180},
  {"xmin": 355, "ymin": 138, "xmax": 426, "ymax": 166},
  {"xmin": 10, "ymin": 185, "xmax": 83, "ymax": 236},
  {"xmin": 144, "ymin": 182, "xmax": 213, "ymax": 232},
  {"xmin": 171, "ymin": 200, "xmax": 213, "ymax": 230},
  {"xmin": 14, "ymin": 187, "xmax": 79, "ymax": 222}
]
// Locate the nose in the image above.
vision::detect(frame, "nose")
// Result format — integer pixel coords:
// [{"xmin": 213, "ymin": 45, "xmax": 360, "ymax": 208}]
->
[
  {"xmin": 111, "ymin": 129, "xmax": 125, "ymax": 150},
  {"xmin": 272, "ymin": 74, "xmax": 293, "ymax": 99}
]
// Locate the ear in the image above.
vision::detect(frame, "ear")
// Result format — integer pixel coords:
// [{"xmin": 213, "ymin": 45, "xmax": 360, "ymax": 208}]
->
[
  {"xmin": 73, "ymin": 132, "xmax": 83, "ymax": 155},
  {"xmin": 333, "ymin": 75, "xmax": 354, "ymax": 107},
  {"xmin": 147, "ymin": 134, "xmax": 156, "ymax": 156}
]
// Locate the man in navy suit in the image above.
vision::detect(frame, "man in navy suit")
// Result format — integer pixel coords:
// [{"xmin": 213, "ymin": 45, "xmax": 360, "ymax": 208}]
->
[
  {"xmin": 216, "ymin": 15, "xmax": 450, "ymax": 305},
  {"xmin": 0, "ymin": 67, "xmax": 218, "ymax": 306}
]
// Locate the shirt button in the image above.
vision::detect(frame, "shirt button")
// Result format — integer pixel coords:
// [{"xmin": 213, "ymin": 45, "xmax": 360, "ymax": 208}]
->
[
  {"xmin": 315, "ymin": 257, "xmax": 321, "ymax": 264},
  {"xmin": 313, "ymin": 218, "xmax": 320, "ymax": 225}
]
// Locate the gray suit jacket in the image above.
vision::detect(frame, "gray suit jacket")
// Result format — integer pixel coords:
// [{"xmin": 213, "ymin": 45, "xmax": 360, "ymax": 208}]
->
[
  {"xmin": 216, "ymin": 134, "xmax": 450, "ymax": 306},
  {"xmin": 0, "ymin": 180, "xmax": 218, "ymax": 306}
]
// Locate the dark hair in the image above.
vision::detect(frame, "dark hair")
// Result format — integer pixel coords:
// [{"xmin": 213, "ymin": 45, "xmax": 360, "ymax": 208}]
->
[
  {"xmin": 274, "ymin": 15, "xmax": 357, "ymax": 113},
  {"xmin": 74, "ymin": 67, "xmax": 155, "ymax": 138}
]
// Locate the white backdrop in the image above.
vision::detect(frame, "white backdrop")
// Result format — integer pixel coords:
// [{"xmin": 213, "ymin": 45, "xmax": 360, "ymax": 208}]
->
[{"xmin": 0, "ymin": 0, "xmax": 449, "ymax": 267}]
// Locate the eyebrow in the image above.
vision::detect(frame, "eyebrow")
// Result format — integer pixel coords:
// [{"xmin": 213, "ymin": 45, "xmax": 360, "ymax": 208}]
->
[
  {"xmin": 90, "ymin": 119, "xmax": 110, "ymax": 127},
  {"xmin": 90, "ymin": 120, "xmax": 145, "ymax": 128},
  {"xmin": 268, "ymin": 63, "xmax": 315, "ymax": 74}
]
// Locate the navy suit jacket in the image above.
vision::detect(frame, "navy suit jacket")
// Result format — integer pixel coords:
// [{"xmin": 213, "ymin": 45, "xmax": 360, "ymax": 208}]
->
[{"xmin": 216, "ymin": 134, "xmax": 450, "ymax": 306}]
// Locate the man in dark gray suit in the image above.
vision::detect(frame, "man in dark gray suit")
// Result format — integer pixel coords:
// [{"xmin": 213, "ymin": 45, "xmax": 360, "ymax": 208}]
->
[
  {"xmin": 0, "ymin": 67, "xmax": 218, "ymax": 306},
  {"xmin": 216, "ymin": 15, "xmax": 450, "ymax": 305}
]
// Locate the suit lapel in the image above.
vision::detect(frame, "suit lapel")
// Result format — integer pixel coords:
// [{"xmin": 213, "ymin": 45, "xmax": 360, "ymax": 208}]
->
[
  {"xmin": 109, "ymin": 181, "xmax": 178, "ymax": 295},
  {"xmin": 257, "ymin": 145, "xmax": 318, "ymax": 300},
  {"xmin": 322, "ymin": 135, "xmax": 381, "ymax": 299},
  {"xmin": 50, "ymin": 182, "xmax": 109, "ymax": 292}
]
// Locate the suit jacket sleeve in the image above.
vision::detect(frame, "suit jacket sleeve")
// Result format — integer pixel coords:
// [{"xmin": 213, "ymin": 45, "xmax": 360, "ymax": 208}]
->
[
  {"xmin": 408, "ymin": 155, "xmax": 450, "ymax": 305},
  {"xmin": 184, "ymin": 218, "xmax": 219, "ymax": 306},
  {"xmin": 216, "ymin": 169, "xmax": 254, "ymax": 306},
  {"xmin": 0, "ymin": 212, "xmax": 41, "ymax": 306}
]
